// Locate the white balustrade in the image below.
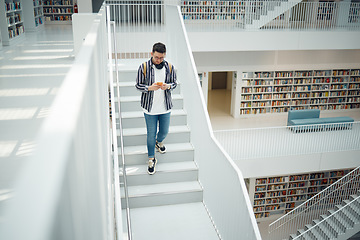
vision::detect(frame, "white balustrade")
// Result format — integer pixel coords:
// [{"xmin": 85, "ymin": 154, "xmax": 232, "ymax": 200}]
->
[
  {"xmin": 214, "ymin": 122, "xmax": 360, "ymax": 160},
  {"xmin": 0, "ymin": 7, "xmax": 119, "ymax": 240},
  {"xmin": 181, "ymin": 1, "xmax": 360, "ymax": 31}
]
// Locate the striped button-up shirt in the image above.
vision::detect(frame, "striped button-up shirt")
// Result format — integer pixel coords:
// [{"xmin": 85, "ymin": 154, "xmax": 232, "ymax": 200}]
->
[{"xmin": 135, "ymin": 59, "xmax": 177, "ymax": 113}]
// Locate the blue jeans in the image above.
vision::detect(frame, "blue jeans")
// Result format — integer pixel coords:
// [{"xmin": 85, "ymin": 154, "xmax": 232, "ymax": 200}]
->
[{"xmin": 144, "ymin": 112, "xmax": 171, "ymax": 158}]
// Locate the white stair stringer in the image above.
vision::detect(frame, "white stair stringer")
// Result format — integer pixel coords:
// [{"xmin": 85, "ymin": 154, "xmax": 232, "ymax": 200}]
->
[
  {"xmin": 245, "ymin": 0, "xmax": 301, "ymax": 29},
  {"xmin": 115, "ymin": 66, "xmax": 220, "ymax": 239},
  {"xmin": 289, "ymin": 192, "xmax": 360, "ymax": 240}
]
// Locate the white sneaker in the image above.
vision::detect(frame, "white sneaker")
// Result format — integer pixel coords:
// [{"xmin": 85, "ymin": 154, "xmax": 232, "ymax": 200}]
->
[
  {"xmin": 155, "ymin": 141, "xmax": 166, "ymax": 154},
  {"xmin": 147, "ymin": 158, "xmax": 157, "ymax": 175}
]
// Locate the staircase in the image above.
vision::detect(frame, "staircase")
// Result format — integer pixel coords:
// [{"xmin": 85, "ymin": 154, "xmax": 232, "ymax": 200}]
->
[
  {"xmin": 245, "ymin": 0, "xmax": 301, "ymax": 29},
  {"xmin": 114, "ymin": 64, "xmax": 220, "ymax": 240},
  {"xmin": 290, "ymin": 191, "xmax": 360, "ymax": 240},
  {"xmin": 268, "ymin": 166, "xmax": 360, "ymax": 240}
]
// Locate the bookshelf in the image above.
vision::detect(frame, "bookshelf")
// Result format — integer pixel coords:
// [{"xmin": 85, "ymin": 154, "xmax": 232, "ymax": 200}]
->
[
  {"xmin": 181, "ymin": 1, "xmax": 245, "ymax": 22},
  {"xmin": 349, "ymin": 3, "xmax": 360, "ymax": 24},
  {"xmin": 249, "ymin": 168, "xmax": 354, "ymax": 221},
  {"xmin": 0, "ymin": 0, "xmax": 25, "ymax": 46},
  {"xmin": 240, "ymin": 68, "xmax": 360, "ymax": 115},
  {"xmin": 43, "ymin": 0, "xmax": 73, "ymax": 24},
  {"xmin": 23, "ymin": 0, "xmax": 44, "ymax": 31}
]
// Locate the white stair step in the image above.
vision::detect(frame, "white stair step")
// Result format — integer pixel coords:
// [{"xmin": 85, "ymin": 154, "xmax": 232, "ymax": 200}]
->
[
  {"xmin": 313, "ymin": 219, "xmax": 335, "ymax": 239},
  {"xmin": 320, "ymin": 214, "xmax": 343, "ymax": 237},
  {"xmin": 121, "ymin": 181, "xmax": 203, "ymax": 208},
  {"xmin": 129, "ymin": 203, "xmax": 219, "ymax": 240},
  {"xmin": 122, "ymin": 161, "xmax": 198, "ymax": 186},
  {"xmin": 118, "ymin": 109, "xmax": 187, "ymax": 128},
  {"xmin": 120, "ymin": 125, "xmax": 190, "ymax": 147},
  {"xmin": 337, "ymin": 204, "xmax": 359, "ymax": 223},
  {"xmin": 117, "ymin": 94, "xmax": 183, "ymax": 112},
  {"xmin": 344, "ymin": 200, "xmax": 360, "ymax": 216},
  {"xmin": 117, "ymin": 70, "xmax": 138, "ymax": 82},
  {"xmin": 328, "ymin": 209, "xmax": 353, "ymax": 229},
  {"xmin": 121, "ymin": 142, "xmax": 194, "ymax": 165}
]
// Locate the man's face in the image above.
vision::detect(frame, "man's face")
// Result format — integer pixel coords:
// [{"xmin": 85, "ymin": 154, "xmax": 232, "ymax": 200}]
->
[{"xmin": 151, "ymin": 51, "xmax": 165, "ymax": 65}]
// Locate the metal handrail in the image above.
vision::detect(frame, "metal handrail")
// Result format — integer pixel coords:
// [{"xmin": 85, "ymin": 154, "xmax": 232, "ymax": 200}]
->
[
  {"xmin": 106, "ymin": 5, "xmax": 132, "ymax": 240},
  {"xmin": 268, "ymin": 166, "xmax": 360, "ymax": 240}
]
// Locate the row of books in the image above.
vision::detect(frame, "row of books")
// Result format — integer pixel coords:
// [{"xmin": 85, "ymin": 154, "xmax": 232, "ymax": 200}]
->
[
  {"xmin": 182, "ymin": 1, "xmax": 246, "ymax": 6},
  {"xmin": 350, "ymin": 77, "xmax": 360, "ymax": 82},
  {"xmin": 275, "ymin": 72, "xmax": 293, "ymax": 78},
  {"xmin": 333, "ymin": 70, "xmax": 350, "ymax": 76},
  {"xmin": 34, "ymin": 16, "xmax": 43, "ymax": 26},
  {"xmin": 244, "ymin": 78, "xmax": 359, "ymax": 86},
  {"xmin": 8, "ymin": 25, "xmax": 24, "ymax": 38},
  {"xmin": 34, "ymin": 8, "xmax": 43, "ymax": 17},
  {"xmin": 33, "ymin": 0, "xmax": 43, "ymax": 6},
  {"xmin": 6, "ymin": 14, "xmax": 22, "ymax": 25},
  {"xmin": 5, "ymin": 1, "xmax": 21, "ymax": 11},
  {"xmin": 254, "ymin": 212, "xmax": 270, "ymax": 219},
  {"xmin": 182, "ymin": 6, "xmax": 245, "ymax": 13},
  {"xmin": 44, "ymin": 7, "xmax": 73, "ymax": 13},
  {"xmin": 294, "ymin": 71, "xmax": 312, "ymax": 77},
  {"xmin": 243, "ymin": 83, "xmax": 358, "ymax": 90},
  {"xmin": 273, "ymin": 93, "xmax": 291, "ymax": 99},
  {"xmin": 241, "ymin": 98, "xmax": 359, "ymax": 106},
  {"xmin": 43, "ymin": 0, "xmax": 72, "ymax": 5},
  {"xmin": 44, "ymin": 15, "xmax": 72, "ymax": 21},
  {"xmin": 254, "ymin": 205, "xmax": 281, "ymax": 212},
  {"xmin": 310, "ymin": 179, "xmax": 328, "ymax": 186},
  {"xmin": 244, "ymin": 70, "xmax": 360, "ymax": 80},
  {"xmin": 183, "ymin": 14, "xmax": 241, "ymax": 20},
  {"xmin": 242, "ymin": 103, "xmax": 359, "ymax": 111}
]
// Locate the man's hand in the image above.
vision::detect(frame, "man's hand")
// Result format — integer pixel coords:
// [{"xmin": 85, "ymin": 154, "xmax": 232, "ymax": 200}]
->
[
  {"xmin": 160, "ymin": 84, "xmax": 170, "ymax": 90},
  {"xmin": 148, "ymin": 83, "xmax": 161, "ymax": 91}
]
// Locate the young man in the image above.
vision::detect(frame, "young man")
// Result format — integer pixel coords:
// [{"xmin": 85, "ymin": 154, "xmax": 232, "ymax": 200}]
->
[{"xmin": 135, "ymin": 42, "xmax": 177, "ymax": 175}]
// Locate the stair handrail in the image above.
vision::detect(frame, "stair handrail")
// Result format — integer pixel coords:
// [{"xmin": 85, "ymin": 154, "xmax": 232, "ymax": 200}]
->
[
  {"xmin": 106, "ymin": 5, "xmax": 132, "ymax": 240},
  {"xmin": 268, "ymin": 166, "xmax": 360, "ymax": 240},
  {"xmin": 292, "ymin": 193, "xmax": 360, "ymax": 239}
]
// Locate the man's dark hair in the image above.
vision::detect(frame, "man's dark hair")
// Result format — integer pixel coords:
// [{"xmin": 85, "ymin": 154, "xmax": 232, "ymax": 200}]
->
[{"xmin": 152, "ymin": 42, "xmax": 166, "ymax": 54}]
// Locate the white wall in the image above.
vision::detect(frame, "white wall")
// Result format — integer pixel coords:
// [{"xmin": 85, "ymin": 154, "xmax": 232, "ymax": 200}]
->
[
  {"xmin": 78, "ymin": 0, "xmax": 92, "ymax": 13},
  {"xmin": 238, "ymin": 150, "xmax": 360, "ymax": 179},
  {"xmin": 187, "ymin": 31, "xmax": 360, "ymax": 52},
  {"xmin": 193, "ymin": 49, "xmax": 360, "ymax": 73}
]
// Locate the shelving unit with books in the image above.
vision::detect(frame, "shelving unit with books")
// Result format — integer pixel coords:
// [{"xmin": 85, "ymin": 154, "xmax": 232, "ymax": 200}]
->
[
  {"xmin": 43, "ymin": 0, "xmax": 73, "ymax": 24},
  {"xmin": 23, "ymin": 0, "xmax": 44, "ymax": 31},
  {"xmin": 349, "ymin": 2, "xmax": 360, "ymax": 24},
  {"xmin": 249, "ymin": 168, "xmax": 354, "ymax": 221},
  {"xmin": 240, "ymin": 68, "xmax": 360, "ymax": 116},
  {"xmin": 181, "ymin": 1, "xmax": 245, "ymax": 23},
  {"xmin": 0, "ymin": 0, "xmax": 25, "ymax": 45}
]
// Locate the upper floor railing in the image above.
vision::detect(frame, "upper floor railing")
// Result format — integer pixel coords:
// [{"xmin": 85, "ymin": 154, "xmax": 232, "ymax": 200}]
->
[
  {"xmin": 214, "ymin": 121, "xmax": 360, "ymax": 160},
  {"xmin": 181, "ymin": 1, "xmax": 360, "ymax": 31}
]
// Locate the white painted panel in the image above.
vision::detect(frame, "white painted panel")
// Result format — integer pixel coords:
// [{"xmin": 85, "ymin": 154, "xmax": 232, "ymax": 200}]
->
[{"xmin": 72, "ymin": 13, "xmax": 97, "ymax": 56}]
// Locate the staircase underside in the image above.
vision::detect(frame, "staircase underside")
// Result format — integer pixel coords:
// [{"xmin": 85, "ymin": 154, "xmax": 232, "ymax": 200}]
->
[{"xmin": 123, "ymin": 202, "xmax": 219, "ymax": 240}]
